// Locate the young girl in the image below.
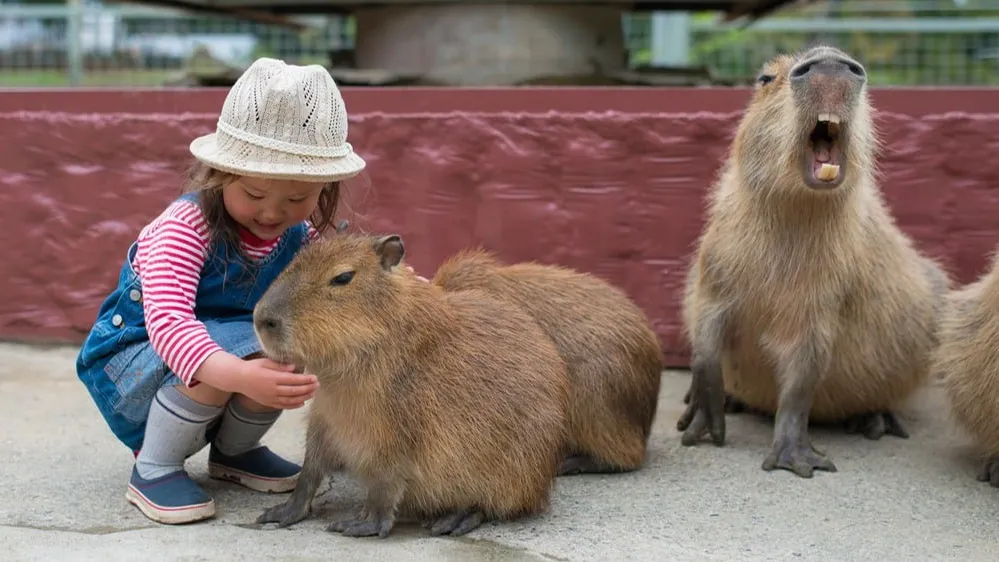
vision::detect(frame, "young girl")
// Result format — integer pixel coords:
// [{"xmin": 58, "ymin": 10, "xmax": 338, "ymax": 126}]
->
[{"xmin": 75, "ymin": 57, "xmax": 367, "ymax": 525}]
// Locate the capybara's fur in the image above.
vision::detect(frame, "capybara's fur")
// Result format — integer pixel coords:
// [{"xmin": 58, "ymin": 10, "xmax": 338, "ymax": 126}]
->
[
  {"xmin": 676, "ymin": 45, "xmax": 950, "ymax": 478},
  {"xmin": 432, "ymin": 249, "xmax": 664, "ymax": 476},
  {"xmin": 253, "ymin": 233, "xmax": 571, "ymax": 538},
  {"xmin": 932, "ymin": 251, "xmax": 999, "ymax": 487}
]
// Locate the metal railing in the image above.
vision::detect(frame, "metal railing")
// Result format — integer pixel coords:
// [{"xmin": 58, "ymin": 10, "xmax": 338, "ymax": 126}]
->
[
  {"xmin": 623, "ymin": 0, "xmax": 999, "ymax": 86},
  {"xmin": 0, "ymin": 3, "xmax": 348, "ymax": 87},
  {"xmin": 687, "ymin": 17, "xmax": 999, "ymax": 86}
]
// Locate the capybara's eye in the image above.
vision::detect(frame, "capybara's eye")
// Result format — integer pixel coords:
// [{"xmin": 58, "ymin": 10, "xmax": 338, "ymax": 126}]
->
[
  {"xmin": 331, "ymin": 271, "xmax": 355, "ymax": 286},
  {"xmin": 757, "ymin": 74, "xmax": 774, "ymax": 85}
]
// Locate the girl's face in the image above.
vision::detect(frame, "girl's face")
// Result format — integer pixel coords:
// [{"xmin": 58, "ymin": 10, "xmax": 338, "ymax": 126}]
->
[{"xmin": 223, "ymin": 176, "xmax": 326, "ymax": 240}]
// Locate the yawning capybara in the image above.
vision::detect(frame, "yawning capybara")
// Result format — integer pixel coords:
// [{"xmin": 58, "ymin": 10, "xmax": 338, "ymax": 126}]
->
[
  {"xmin": 253, "ymin": 233, "xmax": 571, "ymax": 537},
  {"xmin": 676, "ymin": 45, "xmax": 950, "ymax": 478}
]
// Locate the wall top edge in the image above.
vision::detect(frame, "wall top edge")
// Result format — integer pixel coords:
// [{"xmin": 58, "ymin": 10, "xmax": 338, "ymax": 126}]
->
[{"xmin": 0, "ymin": 87, "xmax": 994, "ymax": 116}]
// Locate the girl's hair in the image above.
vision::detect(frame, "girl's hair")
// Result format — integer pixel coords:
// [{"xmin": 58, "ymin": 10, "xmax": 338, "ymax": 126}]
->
[{"xmin": 182, "ymin": 158, "xmax": 342, "ymax": 264}]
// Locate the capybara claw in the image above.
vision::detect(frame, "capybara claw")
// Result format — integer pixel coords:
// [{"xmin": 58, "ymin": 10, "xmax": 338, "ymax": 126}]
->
[
  {"xmin": 678, "ymin": 405, "xmax": 726, "ymax": 447},
  {"xmin": 677, "ymin": 388, "xmax": 726, "ymax": 447}
]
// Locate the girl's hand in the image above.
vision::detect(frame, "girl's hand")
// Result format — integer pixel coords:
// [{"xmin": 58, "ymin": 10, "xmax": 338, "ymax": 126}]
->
[{"xmin": 238, "ymin": 357, "xmax": 319, "ymax": 410}]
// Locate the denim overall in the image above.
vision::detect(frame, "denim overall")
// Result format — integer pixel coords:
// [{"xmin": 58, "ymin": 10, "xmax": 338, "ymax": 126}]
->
[{"xmin": 76, "ymin": 192, "xmax": 310, "ymax": 453}]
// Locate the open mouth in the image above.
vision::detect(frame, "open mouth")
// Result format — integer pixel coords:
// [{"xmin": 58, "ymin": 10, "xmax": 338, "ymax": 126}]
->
[{"xmin": 805, "ymin": 113, "xmax": 843, "ymax": 188}]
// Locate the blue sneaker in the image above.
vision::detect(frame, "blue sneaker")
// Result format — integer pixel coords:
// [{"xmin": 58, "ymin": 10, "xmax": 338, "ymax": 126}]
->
[
  {"xmin": 208, "ymin": 446, "xmax": 301, "ymax": 493},
  {"xmin": 125, "ymin": 466, "xmax": 216, "ymax": 524}
]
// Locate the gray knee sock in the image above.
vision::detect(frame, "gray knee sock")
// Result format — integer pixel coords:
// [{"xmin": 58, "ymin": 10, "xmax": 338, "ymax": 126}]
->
[
  {"xmin": 135, "ymin": 385, "xmax": 223, "ymax": 480},
  {"xmin": 212, "ymin": 398, "xmax": 281, "ymax": 457}
]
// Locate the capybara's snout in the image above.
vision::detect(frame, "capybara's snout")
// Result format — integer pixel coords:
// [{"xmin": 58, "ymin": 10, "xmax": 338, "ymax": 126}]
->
[
  {"xmin": 790, "ymin": 48, "xmax": 866, "ymax": 116},
  {"xmin": 790, "ymin": 52, "xmax": 866, "ymax": 85},
  {"xmin": 252, "ymin": 281, "xmax": 293, "ymax": 356}
]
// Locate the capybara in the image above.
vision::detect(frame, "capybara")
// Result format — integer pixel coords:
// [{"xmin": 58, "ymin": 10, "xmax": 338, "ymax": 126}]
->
[
  {"xmin": 675, "ymin": 45, "xmax": 950, "ymax": 478},
  {"xmin": 253, "ymin": 233, "xmax": 571, "ymax": 537},
  {"xmin": 932, "ymin": 251, "xmax": 999, "ymax": 488},
  {"xmin": 432, "ymin": 249, "xmax": 664, "ymax": 476}
]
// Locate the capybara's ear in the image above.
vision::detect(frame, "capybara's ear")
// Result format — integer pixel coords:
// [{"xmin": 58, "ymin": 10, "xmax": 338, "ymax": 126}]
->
[
  {"xmin": 374, "ymin": 234, "xmax": 404, "ymax": 270},
  {"xmin": 335, "ymin": 219, "xmax": 350, "ymax": 234}
]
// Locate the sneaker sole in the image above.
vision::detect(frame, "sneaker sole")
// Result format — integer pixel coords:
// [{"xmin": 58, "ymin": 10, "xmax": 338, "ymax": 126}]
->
[
  {"xmin": 208, "ymin": 462, "xmax": 299, "ymax": 493},
  {"xmin": 125, "ymin": 485, "xmax": 215, "ymax": 525}
]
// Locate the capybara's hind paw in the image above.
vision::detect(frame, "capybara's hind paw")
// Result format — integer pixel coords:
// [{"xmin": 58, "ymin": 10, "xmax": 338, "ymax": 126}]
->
[
  {"xmin": 429, "ymin": 508, "xmax": 486, "ymax": 536},
  {"xmin": 326, "ymin": 515, "xmax": 393, "ymax": 538},
  {"xmin": 844, "ymin": 411, "xmax": 909, "ymax": 440},
  {"xmin": 761, "ymin": 434, "xmax": 838, "ymax": 479},
  {"xmin": 976, "ymin": 457, "xmax": 999, "ymax": 488},
  {"xmin": 256, "ymin": 500, "xmax": 309, "ymax": 528}
]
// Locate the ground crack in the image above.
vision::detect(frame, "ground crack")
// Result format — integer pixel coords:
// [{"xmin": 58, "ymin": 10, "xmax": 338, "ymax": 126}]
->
[{"xmin": 1, "ymin": 522, "xmax": 155, "ymax": 535}]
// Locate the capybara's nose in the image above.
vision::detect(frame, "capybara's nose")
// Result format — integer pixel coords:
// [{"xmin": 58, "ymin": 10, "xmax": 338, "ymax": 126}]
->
[
  {"xmin": 255, "ymin": 314, "xmax": 282, "ymax": 335},
  {"xmin": 790, "ymin": 54, "xmax": 866, "ymax": 86}
]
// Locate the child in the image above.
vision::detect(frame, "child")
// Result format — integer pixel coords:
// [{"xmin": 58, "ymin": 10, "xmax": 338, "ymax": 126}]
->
[{"xmin": 75, "ymin": 57, "xmax": 367, "ymax": 525}]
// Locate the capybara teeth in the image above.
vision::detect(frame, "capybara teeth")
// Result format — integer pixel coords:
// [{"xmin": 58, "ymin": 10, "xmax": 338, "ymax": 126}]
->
[{"xmin": 817, "ymin": 163, "xmax": 841, "ymax": 181}]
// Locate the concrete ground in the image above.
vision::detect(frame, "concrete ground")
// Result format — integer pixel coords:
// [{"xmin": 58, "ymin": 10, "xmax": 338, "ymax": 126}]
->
[{"xmin": 1, "ymin": 342, "xmax": 998, "ymax": 562}]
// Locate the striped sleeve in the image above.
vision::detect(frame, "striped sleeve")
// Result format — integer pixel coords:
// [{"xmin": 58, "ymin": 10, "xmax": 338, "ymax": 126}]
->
[
  {"xmin": 133, "ymin": 203, "xmax": 222, "ymax": 387},
  {"xmin": 306, "ymin": 220, "xmax": 320, "ymax": 241}
]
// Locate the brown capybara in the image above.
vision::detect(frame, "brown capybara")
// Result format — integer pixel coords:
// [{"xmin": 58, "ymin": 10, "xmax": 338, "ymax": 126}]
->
[
  {"xmin": 253, "ymin": 233, "xmax": 571, "ymax": 538},
  {"xmin": 432, "ymin": 249, "xmax": 664, "ymax": 476},
  {"xmin": 932, "ymin": 251, "xmax": 999, "ymax": 488},
  {"xmin": 675, "ymin": 45, "xmax": 950, "ymax": 478}
]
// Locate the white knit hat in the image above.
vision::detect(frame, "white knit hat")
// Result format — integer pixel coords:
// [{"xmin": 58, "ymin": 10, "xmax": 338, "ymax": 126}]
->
[{"xmin": 189, "ymin": 57, "xmax": 366, "ymax": 182}]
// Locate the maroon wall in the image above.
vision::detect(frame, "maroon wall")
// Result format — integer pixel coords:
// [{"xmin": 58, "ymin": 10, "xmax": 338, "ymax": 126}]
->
[{"xmin": 1, "ymin": 87, "xmax": 997, "ymax": 367}]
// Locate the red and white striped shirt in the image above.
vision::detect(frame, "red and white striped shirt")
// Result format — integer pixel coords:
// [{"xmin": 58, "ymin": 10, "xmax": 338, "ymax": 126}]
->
[{"xmin": 130, "ymin": 198, "xmax": 318, "ymax": 387}]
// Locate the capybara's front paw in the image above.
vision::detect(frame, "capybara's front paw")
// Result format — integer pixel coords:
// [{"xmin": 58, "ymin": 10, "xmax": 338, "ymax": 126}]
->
[
  {"xmin": 676, "ymin": 389, "xmax": 726, "ymax": 447},
  {"xmin": 761, "ymin": 433, "xmax": 838, "ymax": 478},
  {"xmin": 844, "ymin": 411, "xmax": 909, "ymax": 440},
  {"xmin": 256, "ymin": 499, "xmax": 309, "ymax": 528}
]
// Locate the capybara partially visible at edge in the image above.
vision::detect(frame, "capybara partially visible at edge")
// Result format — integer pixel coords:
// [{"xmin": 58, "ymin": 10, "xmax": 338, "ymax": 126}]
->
[
  {"xmin": 253, "ymin": 233, "xmax": 571, "ymax": 538},
  {"xmin": 676, "ymin": 45, "xmax": 950, "ymax": 479},
  {"xmin": 931, "ymin": 251, "xmax": 999, "ymax": 488},
  {"xmin": 432, "ymin": 250, "xmax": 664, "ymax": 476}
]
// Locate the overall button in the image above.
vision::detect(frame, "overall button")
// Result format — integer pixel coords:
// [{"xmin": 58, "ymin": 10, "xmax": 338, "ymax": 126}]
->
[
  {"xmin": 129, "ymin": 289, "xmax": 141, "ymax": 302},
  {"xmin": 112, "ymin": 314, "xmax": 124, "ymax": 327}
]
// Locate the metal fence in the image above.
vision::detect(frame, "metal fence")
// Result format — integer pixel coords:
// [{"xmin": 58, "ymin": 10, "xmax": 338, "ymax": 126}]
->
[
  {"xmin": 0, "ymin": 3, "xmax": 349, "ymax": 87},
  {"xmin": 2, "ymin": 1, "xmax": 999, "ymax": 87},
  {"xmin": 625, "ymin": 2, "xmax": 999, "ymax": 86}
]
